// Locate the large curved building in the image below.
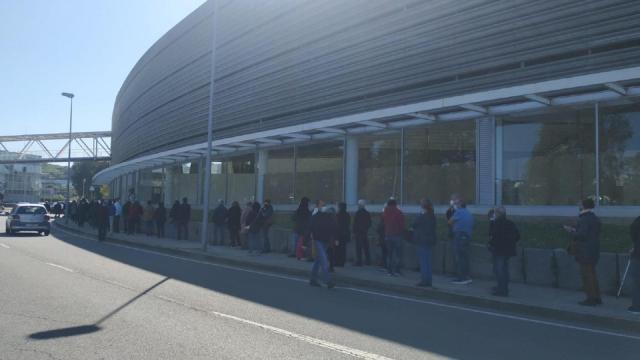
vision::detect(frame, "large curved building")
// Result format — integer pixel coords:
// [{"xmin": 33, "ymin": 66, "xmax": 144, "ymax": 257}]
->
[{"xmin": 97, "ymin": 0, "xmax": 640, "ymax": 217}]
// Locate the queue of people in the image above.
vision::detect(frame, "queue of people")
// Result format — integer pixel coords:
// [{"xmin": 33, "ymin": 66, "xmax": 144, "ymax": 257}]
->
[{"xmin": 61, "ymin": 192, "xmax": 640, "ymax": 314}]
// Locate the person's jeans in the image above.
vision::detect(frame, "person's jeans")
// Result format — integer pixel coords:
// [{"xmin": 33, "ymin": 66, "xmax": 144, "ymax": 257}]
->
[
  {"xmin": 630, "ymin": 258, "xmax": 640, "ymax": 308},
  {"xmin": 453, "ymin": 231, "xmax": 470, "ymax": 281},
  {"xmin": 290, "ymin": 233, "xmax": 299, "ymax": 255},
  {"xmin": 417, "ymin": 244, "xmax": 433, "ymax": 285},
  {"xmin": 579, "ymin": 261, "xmax": 601, "ymax": 301},
  {"xmin": 212, "ymin": 224, "xmax": 225, "ymax": 245},
  {"xmin": 385, "ymin": 235, "xmax": 403, "ymax": 275},
  {"xmin": 355, "ymin": 232, "xmax": 371, "ymax": 265},
  {"xmin": 311, "ymin": 241, "xmax": 331, "ymax": 284},
  {"xmin": 249, "ymin": 232, "xmax": 261, "ymax": 253},
  {"xmin": 262, "ymin": 225, "xmax": 272, "ymax": 252},
  {"xmin": 493, "ymin": 255, "xmax": 510, "ymax": 294}
]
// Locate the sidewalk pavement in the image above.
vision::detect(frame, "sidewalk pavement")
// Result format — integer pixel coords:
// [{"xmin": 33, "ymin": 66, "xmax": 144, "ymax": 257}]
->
[{"xmin": 52, "ymin": 220, "xmax": 640, "ymax": 334}]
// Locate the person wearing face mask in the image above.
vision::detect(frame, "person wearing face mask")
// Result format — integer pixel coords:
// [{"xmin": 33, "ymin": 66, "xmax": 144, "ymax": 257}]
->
[{"xmin": 564, "ymin": 198, "xmax": 602, "ymax": 306}]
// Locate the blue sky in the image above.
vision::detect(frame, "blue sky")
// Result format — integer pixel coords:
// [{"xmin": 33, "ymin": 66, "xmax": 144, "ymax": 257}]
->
[{"xmin": 0, "ymin": 0, "xmax": 206, "ymax": 142}]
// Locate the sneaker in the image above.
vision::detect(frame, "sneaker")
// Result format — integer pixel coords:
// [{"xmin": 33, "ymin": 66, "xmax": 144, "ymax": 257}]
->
[
  {"xmin": 309, "ymin": 280, "xmax": 321, "ymax": 287},
  {"xmin": 452, "ymin": 279, "xmax": 473, "ymax": 285},
  {"xmin": 628, "ymin": 306, "xmax": 640, "ymax": 314}
]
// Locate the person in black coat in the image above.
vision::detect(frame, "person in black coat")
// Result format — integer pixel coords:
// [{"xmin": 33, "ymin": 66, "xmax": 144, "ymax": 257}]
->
[
  {"xmin": 246, "ymin": 202, "xmax": 262, "ymax": 254},
  {"xmin": 211, "ymin": 200, "xmax": 228, "ymax": 245},
  {"xmin": 291, "ymin": 197, "xmax": 311, "ymax": 258},
  {"xmin": 353, "ymin": 199, "xmax": 372, "ymax": 266},
  {"xmin": 309, "ymin": 205, "xmax": 337, "ymax": 288},
  {"xmin": 177, "ymin": 197, "xmax": 191, "ymax": 240},
  {"xmin": 96, "ymin": 200, "xmax": 110, "ymax": 242},
  {"xmin": 488, "ymin": 206, "xmax": 520, "ymax": 296},
  {"xmin": 412, "ymin": 198, "xmax": 437, "ymax": 287},
  {"xmin": 335, "ymin": 202, "xmax": 351, "ymax": 267},
  {"xmin": 227, "ymin": 201, "xmax": 242, "ymax": 247},
  {"xmin": 154, "ymin": 202, "xmax": 167, "ymax": 238},
  {"xmin": 565, "ymin": 198, "xmax": 602, "ymax": 306}
]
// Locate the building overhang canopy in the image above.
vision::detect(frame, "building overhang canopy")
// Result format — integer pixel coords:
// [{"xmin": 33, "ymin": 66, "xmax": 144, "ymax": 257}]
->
[{"xmin": 94, "ymin": 66, "xmax": 640, "ymax": 184}]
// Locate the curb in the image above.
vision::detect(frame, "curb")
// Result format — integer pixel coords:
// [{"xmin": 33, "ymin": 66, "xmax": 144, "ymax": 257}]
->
[{"xmin": 52, "ymin": 222, "xmax": 640, "ymax": 335}]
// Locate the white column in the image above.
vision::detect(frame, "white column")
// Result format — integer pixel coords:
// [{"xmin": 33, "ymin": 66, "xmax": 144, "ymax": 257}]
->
[
  {"xmin": 256, "ymin": 149, "xmax": 268, "ymax": 203},
  {"xmin": 345, "ymin": 135, "xmax": 358, "ymax": 206}
]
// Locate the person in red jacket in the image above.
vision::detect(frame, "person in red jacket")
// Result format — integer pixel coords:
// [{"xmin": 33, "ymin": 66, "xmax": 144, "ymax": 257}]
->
[{"xmin": 382, "ymin": 198, "xmax": 405, "ymax": 276}]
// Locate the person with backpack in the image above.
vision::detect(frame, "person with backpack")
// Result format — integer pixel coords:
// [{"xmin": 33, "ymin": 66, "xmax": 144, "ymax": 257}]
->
[
  {"xmin": 412, "ymin": 198, "xmax": 437, "ymax": 287},
  {"xmin": 488, "ymin": 206, "xmax": 520, "ymax": 297},
  {"xmin": 628, "ymin": 215, "xmax": 640, "ymax": 314}
]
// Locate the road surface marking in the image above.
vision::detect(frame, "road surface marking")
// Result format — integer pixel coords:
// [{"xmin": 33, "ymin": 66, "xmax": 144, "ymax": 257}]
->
[
  {"xmin": 53, "ymin": 226, "xmax": 640, "ymax": 341},
  {"xmin": 153, "ymin": 294, "xmax": 403, "ymax": 360},
  {"xmin": 0, "ymin": 243, "xmax": 10, "ymax": 249},
  {"xmin": 45, "ymin": 262, "xmax": 75, "ymax": 273}
]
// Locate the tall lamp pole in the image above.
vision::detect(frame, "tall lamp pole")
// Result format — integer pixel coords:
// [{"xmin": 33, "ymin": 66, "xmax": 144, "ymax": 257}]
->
[
  {"xmin": 201, "ymin": 0, "xmax": 219, "ymax": 251},
  {"xmin": 62, "ymin": 92, "xmax": 74, "ymax": 220}
]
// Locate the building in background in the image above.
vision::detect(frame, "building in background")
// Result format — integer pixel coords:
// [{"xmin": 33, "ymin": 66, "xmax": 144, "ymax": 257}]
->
[
  {"xmin": 0, "ymin": 151, "xmax": 42, "ymax": 203},
  {"xmin": 94, "ymin": 0, "xmax": 640, "ymax": 218}
]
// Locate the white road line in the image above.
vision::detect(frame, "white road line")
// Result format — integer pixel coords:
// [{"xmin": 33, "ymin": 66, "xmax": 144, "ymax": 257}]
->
[
  {"xmin": 152, "ymin": 293, "xmax": 402, "ymax": 360},
  {"xmin": 53, "ymin": 226, "xmax": 640, "ymax": 341},
  {"xmin": 0, "ymin": 243, "xmax": 10, "ymax": 249},
  {"xmin": 45, "ymin": 262, "xmax": 75, "ymax": 273}
]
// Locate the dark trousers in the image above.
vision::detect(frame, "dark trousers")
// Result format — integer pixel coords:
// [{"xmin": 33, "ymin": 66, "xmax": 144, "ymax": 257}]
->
[
  {"xmin": 156, "ymin": 221, "xmax": 165, "ymax": 238},
  {"xmin": 127, "ymin": 218, "xmax": 136, "ymax": 235},
  {"xmin": 262, "ymin": 225, "xmax": 272, "ymax": 252},
  {"xmin": 123, "ymin": 215, "xmax": 128, "ymax": 233},
  {"xmin": 229, "ymin": 228, "xmax": 240, "ymax": 246},
  {"xmin": 335, "ymin": 239, "xmax": 347, "ymax": 266},
  {"xmin": 579, "ymin": 262, "xmax": 601, "ymax": 301},
  {"xmin": 98, "ymin": 224, "xmax": 107, "ymax": 241},
  {"xmin": 355, "ymin": 232, "xmax": 371, "ymax": 265},
  {"xmin": 631, "ymin": 258, "xmax": 640, "ymax": 308},
  {"xmin": 493, "ymin": 255, "xmax": 510, "ymax": 294},
  {"xmin": 113, "ymin": 215, "xmax": 120, "ymax": 233},
  {"xmin": 177, "ymin": 221, "xmax": 189, "ymax": 240}
]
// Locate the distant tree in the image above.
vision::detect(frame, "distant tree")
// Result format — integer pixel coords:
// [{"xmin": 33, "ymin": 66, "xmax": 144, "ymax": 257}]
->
[{"xmin": 71, "ymin": 161, "xmax": 109, "ymax": 199}]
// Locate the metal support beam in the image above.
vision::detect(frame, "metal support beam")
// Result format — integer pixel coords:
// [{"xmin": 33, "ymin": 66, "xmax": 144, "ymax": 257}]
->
[
  {"xmin": 255, "ymin": 138, "xmax": 282, "ymax": 145},
  {"xmin": 459, "ymin": 103, "xmax": 488, "ymax": 114},
  {"xmin": 318, "ymin": 127, "xmax": 346, "ymax": 134},
  {"xmin": 358, "ymin": 120, "xmax": 387, "ymax": 128},
  {"xmin": 283, "ymin": 133, "xmax": 311, "ymax": 140},
  {"xmin": 604, "ymin": 82, "xmax": 627, "ymax": 96},
  {"xmin": 524, "ymin": 94, "xmax": 552, "ymax": 106},
  {"xmin": 408, "ymin": 112, "xmax": 437, "ymax": 121}
]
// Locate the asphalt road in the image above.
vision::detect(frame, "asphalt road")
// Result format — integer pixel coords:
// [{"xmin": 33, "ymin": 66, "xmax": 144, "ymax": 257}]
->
[{"xmin": 0, "ymin": 219, "xmax": 639, "ymax": 360}]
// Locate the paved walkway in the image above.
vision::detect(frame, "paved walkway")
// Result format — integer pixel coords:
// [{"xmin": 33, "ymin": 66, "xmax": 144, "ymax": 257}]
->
[{"xmin": 52, "ymin": 220, "xmax": 639, "ymax": 332}]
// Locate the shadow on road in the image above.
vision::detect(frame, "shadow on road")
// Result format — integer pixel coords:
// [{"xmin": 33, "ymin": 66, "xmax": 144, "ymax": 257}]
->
[{"xmin": 27, "ymin": 277, "xmax": 169, "ymax": 341}]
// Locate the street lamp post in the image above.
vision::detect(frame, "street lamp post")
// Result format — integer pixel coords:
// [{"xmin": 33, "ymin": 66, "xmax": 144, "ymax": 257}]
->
[{"xmin": 62, "ymin": 92, "xmax": 74, "ymax": 220}]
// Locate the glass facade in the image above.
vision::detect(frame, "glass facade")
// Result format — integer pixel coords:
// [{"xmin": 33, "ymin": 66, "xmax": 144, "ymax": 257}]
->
[
  {"xmin": 226, "ymin": 154, "xmax": 256, "ymax": 204},
  {"xmin": 264, "ymin": 148, "xmax": 295, "ymax": 203},
  {"xmin": 138, "ymin": 168, "xmax": 164, "ymax": 203},
  {"xmin": 295, "ymin": 141, "xmax": 343, "ymax": 203},
  {"xmin": 404, "ymin": 121, "xmax": 476, "ymax": 205},
  {"xmin": 358, "ymin": 132, "xmax": 401, "ymax": 204},
  {"xmin": 113, "ymin": 99, "xmax": 640, "ymax": 212},
  {"xmin": 599, "ymin": 102, "xmax": 640, "ymax": 205},
  {"xmin": 170, "ymin": 162, "xmax": 200, "ymax": 204},
  {"xmin": 501, "ymin": 107, "xmax": 596, "ymax": 205}
]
